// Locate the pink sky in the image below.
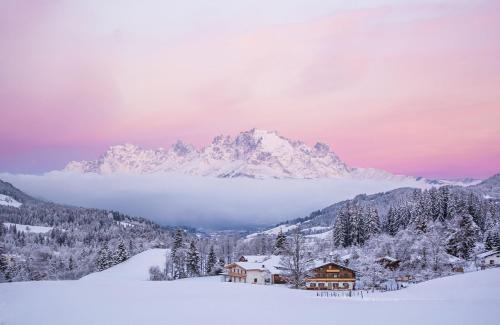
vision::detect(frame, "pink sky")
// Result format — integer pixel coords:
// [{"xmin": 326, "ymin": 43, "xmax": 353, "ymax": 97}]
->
[{"xmin": 0, "ymin": 0, "xmax": 499, "ymax": 178}]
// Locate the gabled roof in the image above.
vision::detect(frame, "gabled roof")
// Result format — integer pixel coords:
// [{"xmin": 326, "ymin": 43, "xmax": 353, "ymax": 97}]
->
[
  {"xmin": 261, "ymin": 255, "xmax": 285, "ymax": 275},
  {"xmin": 226, "ymin": 255, "xmax": 285, "ymax": 274},
  {"xmin": 309, "ymin": 260, "xmax": 356, "ymax": 273},
  {"xmin": 236, "ymin": 262, "xmax": 269, "ymax": 271},
  {"xmin": 476, "ymin": 250, "xmax": 500, "ymax": 259}
]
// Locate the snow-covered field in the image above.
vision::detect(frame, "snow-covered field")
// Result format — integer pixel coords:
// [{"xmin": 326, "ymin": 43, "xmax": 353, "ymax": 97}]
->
[
  {"xmin": 2, "ymin": 222, "xmax": 53, "ymax": 234},
  {"xmin": 0, "ymin": 194, "xmax": 22, "ymax": 208},
  {"xmin": 1, "ymin": 249, "xmax": 499, "ymax": 325}
]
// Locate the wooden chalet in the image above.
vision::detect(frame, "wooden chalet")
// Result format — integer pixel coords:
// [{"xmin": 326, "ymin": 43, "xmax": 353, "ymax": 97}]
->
[{"xmin": 305, "ymin": 262, "xmax": 356, "ymax": 290}]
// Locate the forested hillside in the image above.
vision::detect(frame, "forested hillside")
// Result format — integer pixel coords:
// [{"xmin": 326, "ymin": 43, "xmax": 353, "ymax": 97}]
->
[
  {"xmin": 2, "ymin": 175, "xmax": 500, "ymax": 287},
  {"xmin": 0, "ymin": 179, "xmax": 172, "ymax": 281}
]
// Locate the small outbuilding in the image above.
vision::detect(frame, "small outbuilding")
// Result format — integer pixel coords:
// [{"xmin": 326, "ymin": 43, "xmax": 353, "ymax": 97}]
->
[
  {"xmin": 476, "ymin": 250, "xmax": 500, "ymax": 269},
  {"xmin": 375, "ymin": 256, "xmax": 400, "ymax": 271}
]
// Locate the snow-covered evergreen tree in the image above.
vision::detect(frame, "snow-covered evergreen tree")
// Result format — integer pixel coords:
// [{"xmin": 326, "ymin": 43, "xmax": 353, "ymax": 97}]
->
[
  {"xmin": 385, "ymin": 207, "xmax": 398, "ymax": 236},
  {"xmin": 484, "ymin": 230, "xmax": 500, "ymax": 251},
  {"xmin": 333, "ymin": 205, "xmax": 351, "ymax": 247},
  {"xmin": 96, "ymin": 243, "xmax": 113, "ymax": 271},
  {"xmin": 205, "ymin": 245, "xmax": 217, "ymax": 275},
  {"xmin": 186, "ymin": 240, "xmax": 200, "ymax": 277},
  {"xmin": 170, "ymin": 229, "xmax": 186, "ymax": 279},
  {"xmin": 274, "ymin": 229, "xmax": 287, "ymax": 255},
  {"xmin": 446, "ymin": 214, "xmax": 479, "ymax": 260},
  {"xmin": 365, "ymin": 206, "xmax": 381, "ymax": 238},
  {"xmin": 0, "ymin": 244, "xmax": 8, "ymax": 281},
  {"xmin": 114, "ymin": 240, "xmax": 128, "ymax": 264}
]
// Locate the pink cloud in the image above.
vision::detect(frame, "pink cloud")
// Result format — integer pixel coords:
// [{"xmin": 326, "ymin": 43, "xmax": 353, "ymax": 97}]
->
[{"xmin": 0, "ymin": 1, "xmax": 499, "ymax": 178}]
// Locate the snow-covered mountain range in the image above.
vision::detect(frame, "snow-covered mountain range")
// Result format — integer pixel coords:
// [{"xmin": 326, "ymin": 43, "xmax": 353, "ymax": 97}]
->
[{"xmin": 63, "ymin": 129, "xmax": 459, "ymax": 183}]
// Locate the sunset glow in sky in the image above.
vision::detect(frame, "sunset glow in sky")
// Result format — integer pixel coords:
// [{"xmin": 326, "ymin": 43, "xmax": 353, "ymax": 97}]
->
[{"xmin": 1, "ymin": 0, "xmax": 499, "ymax": 178}]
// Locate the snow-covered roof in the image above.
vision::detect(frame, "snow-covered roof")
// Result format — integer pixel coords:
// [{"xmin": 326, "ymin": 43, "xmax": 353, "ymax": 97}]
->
[
  {"xmin": 232, "ymin": 262, "xmax": 268, "ymax": 271},
  {"xmin": 261, "ymin": 255, "xmax": 285, "ymax": 275},
  {"xmin": 444, "ymin": 254, "xmax": 462, "ymax": 264},
  {"xmin": 476, "ymin": 250, "xmax": 500, "ymax": 259},
  {"xmin": 340, "ymin": 254, "xmax": 352, "ymax": 261},
  {"xmin": 376, "ymin": 256, "xmax": 399, "ymax": 263},
  {"xmin": 239, "ymin": 255, "xmax": 269, "ymax": 263},
  {"xmin": 228, "ymin": 255, "xmax": 285, "ymax": 274}
]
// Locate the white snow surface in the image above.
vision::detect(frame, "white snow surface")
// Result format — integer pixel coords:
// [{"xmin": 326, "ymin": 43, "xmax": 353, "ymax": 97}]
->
[
  {"xmin": 2, "ymin": 222, "xmax": 53, "ymax": 234},
  {"xmin": 1, "ymin": 249, "xmax": 499, "ymax": 325},
  {"xmin": 0, "ymin": 194, "xmax": 22, "ymax": 207},
  {"xmin": 81, "ymin": 248, "xmax": 169, "ymax": 282},
  {"xmin": 117, "ymin": 221, "xmax": 135, "ymax": 228},
  {"xmin": 247, "ymin": 223, "xmax": 299, "ymax": 239},
  {"xmin": 306, "ymin": 229, "xmax": 333, "ymax": 240}
]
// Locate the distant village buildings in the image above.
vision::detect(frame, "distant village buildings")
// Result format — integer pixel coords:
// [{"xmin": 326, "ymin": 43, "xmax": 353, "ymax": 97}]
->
[
  {"xmin": 223, "ymin": 255, "xmax": 357, "ymax": 290},
  {"xmin": 223, "ymin": 251, "xmax": 497, "ymax": 291}
]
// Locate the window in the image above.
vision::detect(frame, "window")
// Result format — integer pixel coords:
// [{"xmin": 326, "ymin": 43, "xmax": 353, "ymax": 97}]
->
[
  {"xmin": 254, "ymin": 278, "xmax": 257, "ymax": 283},
  {"xmin": 490, "ymin": 260, "xmax": 495, "ymax": 265},
  {"xmin": 309, "ymin": 283, "xmax": 317, "ymax": 287},
  {"xmin": 318, "ymin": 283, "xmax": 325, "ymax": 288}
]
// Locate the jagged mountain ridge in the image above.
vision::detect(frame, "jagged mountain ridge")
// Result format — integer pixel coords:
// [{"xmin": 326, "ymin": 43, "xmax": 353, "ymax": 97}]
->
[{"xmin": 64, "ymin": 129, "xmax": 421, "ymax": 181}]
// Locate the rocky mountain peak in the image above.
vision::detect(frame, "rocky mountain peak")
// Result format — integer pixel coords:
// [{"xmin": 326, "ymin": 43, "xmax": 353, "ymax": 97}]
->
[{"xmin": 61, "ymin": 129, "xmax": 404, "ymax": 180}]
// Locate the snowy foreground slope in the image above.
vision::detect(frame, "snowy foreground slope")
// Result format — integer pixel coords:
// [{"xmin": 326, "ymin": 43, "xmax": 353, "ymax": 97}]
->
[
  {"xmin": 81, "ymin": 248, "xmax": 169, "ymax": 282},
  {"xmin": 1, "ymin": 250, "xmax": 499, "ymax": 325}
]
